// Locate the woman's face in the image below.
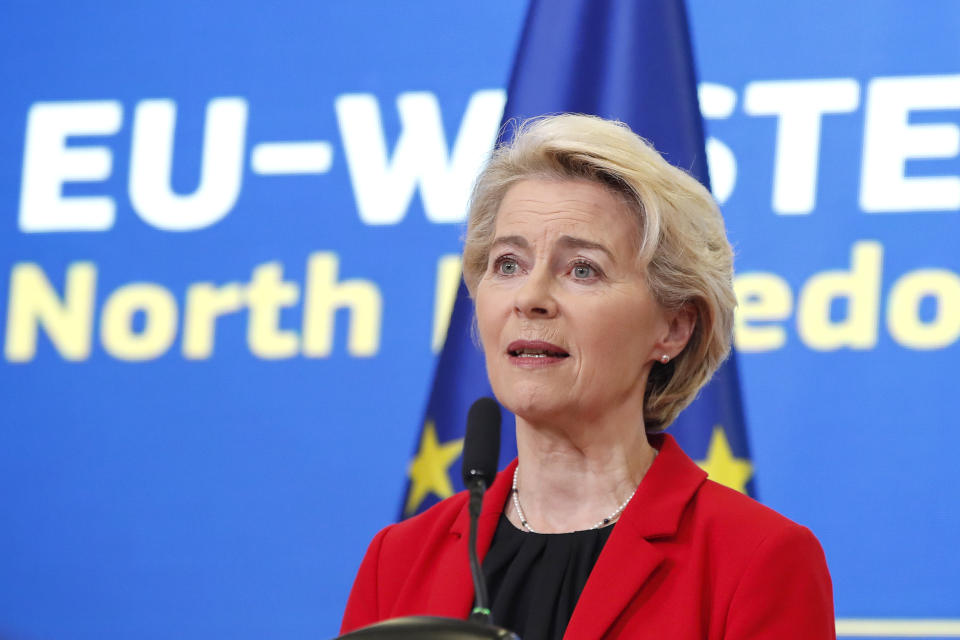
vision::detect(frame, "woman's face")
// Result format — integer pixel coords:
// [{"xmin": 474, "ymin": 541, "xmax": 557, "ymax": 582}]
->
[{"xmin": 475, "ymin": 178, "xmax": 675, "ymax": 426}]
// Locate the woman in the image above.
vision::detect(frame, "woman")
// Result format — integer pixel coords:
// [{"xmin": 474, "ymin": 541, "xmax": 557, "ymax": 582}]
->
[{"xmin": 341, "ymin": 114, "xmax": 835, "ymax": 639}]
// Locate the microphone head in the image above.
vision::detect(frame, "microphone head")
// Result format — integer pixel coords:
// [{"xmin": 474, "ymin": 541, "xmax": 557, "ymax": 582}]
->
[{"xmin": 462, "ymin": 397, "xmax": 502, "ymax": 489}]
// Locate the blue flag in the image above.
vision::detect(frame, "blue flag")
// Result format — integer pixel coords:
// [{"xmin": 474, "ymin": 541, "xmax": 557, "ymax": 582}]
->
[{"xmin": 401, "ymin": 0, "xmax": 754, "ymax": 519}]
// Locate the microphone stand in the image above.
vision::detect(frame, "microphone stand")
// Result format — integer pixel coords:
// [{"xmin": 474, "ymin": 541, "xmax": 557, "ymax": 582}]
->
[
  {"xmin": 336, "ymin": 398, "xmax": 518, "ymax": 639},
  {"xmin": 334, "ymin": 477, "xmax": 519, "ymax": 639},
  {"xmin": 465, "ymin": 473, "xmax": 492, "ymax": 625}
]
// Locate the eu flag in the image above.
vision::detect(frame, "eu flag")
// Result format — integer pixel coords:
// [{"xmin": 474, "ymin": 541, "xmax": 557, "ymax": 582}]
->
[{"xmin": 401, "ymin": 0, "xmax": 754, "ymax": 519}]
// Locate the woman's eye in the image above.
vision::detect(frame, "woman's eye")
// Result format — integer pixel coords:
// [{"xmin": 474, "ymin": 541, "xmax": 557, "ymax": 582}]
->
[
  {"xmin": 572, "ymin": 263, "xmax": 595, "ymax": 279},
  {"xmin": 496, "ymin": 258, "xmax": 519, "ymax": 275}
]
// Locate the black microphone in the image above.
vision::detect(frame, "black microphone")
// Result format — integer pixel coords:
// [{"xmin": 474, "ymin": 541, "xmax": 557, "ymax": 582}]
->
[
  {"xmin": 463, "ymin": 398, "xmax": 501, "ymax": 499},
  {"xmin": 461, "ymin": 398, "xmax": 501, "ymax": 626}
]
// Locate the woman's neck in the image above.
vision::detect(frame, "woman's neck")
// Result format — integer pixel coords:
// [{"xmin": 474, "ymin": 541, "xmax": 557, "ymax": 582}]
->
[{"xmin": 509, "ymin": 412, "xmax": 657, "ymax": 533}]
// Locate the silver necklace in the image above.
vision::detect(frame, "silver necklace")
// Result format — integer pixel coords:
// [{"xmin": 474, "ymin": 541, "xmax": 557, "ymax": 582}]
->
[{"xmin": 510, "ymin": 466, "xmax": 638, "ymax": 533}]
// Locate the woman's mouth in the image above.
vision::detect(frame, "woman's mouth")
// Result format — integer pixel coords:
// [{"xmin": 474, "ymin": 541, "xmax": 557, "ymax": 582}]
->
[{"xmin": 507, "ymin": 340, "xmax": 569, "ymax": 365}]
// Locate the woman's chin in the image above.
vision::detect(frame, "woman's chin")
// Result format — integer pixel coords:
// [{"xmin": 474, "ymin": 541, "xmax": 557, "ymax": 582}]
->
[{"xmin": 497, "ymin": 388, "xmax": 574, "ymax": 426}]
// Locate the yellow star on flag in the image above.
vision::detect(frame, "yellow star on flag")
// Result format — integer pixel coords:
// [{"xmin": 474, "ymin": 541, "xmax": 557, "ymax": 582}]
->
[
  {"xmin": 697, "ymin": 425, "xmax": 753, "ymax": 494},
  {"xmin": 404, "ymin": 419, "xmax": 464, "ymax": 516}
]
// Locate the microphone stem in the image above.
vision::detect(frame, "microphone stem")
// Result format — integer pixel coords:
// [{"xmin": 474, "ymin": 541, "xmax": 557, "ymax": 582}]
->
[{"xmin": 467, "ymin": 485, "xmax": 492, "ymax": 624}]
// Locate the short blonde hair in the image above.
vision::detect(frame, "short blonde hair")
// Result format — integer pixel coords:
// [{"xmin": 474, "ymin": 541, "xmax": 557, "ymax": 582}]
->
[{"xmin": 463, "ymin": 114, "xmax": 736, "ymax": 431}]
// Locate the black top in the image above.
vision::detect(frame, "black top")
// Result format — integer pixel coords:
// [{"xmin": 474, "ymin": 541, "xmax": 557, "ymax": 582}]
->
[{"xmin": 482, "ymin": 514, "xmax": 614, "ymax": 640}]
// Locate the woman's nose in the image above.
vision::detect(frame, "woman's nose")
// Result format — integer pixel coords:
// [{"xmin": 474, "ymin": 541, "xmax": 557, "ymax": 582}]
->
[{"xmin": 514, "ymin": 268, "xmax": 557, "ymax": 318}]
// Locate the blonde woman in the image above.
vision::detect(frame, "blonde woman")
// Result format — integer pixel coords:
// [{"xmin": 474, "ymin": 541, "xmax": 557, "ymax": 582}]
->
[{"xmin": 342, "ymin": 114, "xmax": 835, "ymax": 640}]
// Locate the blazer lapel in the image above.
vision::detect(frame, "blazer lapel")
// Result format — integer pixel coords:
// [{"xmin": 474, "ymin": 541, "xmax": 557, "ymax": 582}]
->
[
  {"xmin": 564, "ymin": 526, "xmax": 664, "ymax": 638},
  {"xmin": 564, "ymin": 435, "xmax": 707, "ymax": 638}
]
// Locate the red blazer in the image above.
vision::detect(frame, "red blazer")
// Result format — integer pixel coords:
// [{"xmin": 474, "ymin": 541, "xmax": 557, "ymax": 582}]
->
[{"xmin": 341, "ymin": 434, "xmax": 835, "ymax": 639}]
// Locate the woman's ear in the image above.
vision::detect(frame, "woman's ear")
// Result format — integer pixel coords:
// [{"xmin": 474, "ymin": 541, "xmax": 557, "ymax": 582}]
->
[{"xmin": 657, "ymin": 303, "xmax": 696, "ymax": 360}]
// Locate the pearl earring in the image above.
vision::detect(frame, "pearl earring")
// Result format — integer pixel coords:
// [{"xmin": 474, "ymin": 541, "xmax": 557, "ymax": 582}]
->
[{"xmin": 660, "ymin": 354, "xmax": 669, "ymax": 364}]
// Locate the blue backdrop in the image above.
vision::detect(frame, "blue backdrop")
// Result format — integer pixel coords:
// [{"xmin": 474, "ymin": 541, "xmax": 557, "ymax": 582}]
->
[{"xmin": 1, "ymin": 2, "xmax": 958, "ymax": 638}]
